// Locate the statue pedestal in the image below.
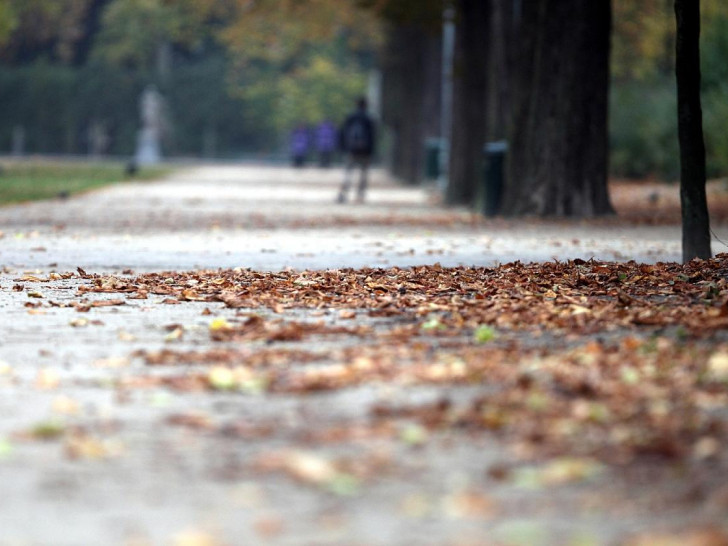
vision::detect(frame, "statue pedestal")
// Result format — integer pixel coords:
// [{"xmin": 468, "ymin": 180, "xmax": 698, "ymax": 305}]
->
[
  {"xmin": 134, "ymin": 86, "xmax": 165, "ymax": 165},
  {"xmin": 135, "ymin": 128, "xmax": 161, "ymax": 165}
]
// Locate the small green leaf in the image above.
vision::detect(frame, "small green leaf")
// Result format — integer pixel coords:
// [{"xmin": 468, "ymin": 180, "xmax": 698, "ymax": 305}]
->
[
  {"xmin": 239, "ymin": 376, "xmax": 269, "ymax": 395},
  {"xmin": 31, "ymin": 421, "xmax": 65, "ymax": 440},
  {"xmin": 400, "ymin": 424, "xmax": 428, "ymax": 446},
  {"xmin": 421, "ymin": 318, "xmax": 445, "ymax": 331},
  {"xmin": 620, "ymin": 366, "xmax": 640, "ymax": 385},
  {"xmin": 474, "ymin": 325, "xmax": 497, "ymax": 344},
  {"xmin": 327, "ymin": 473, "xmax": 360, "ymax": 496},
  {"xmin": 208, "ymin": 366, "xmax": 236, "ymax": 390},
  {"xmin": 0, "ymin": 438, "xmax": 13, "ymax": 459}
]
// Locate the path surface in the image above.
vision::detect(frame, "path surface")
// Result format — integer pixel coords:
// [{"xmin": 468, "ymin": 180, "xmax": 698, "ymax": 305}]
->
[
  {"xmin": 0, "ymin": 165, "xmax": 719, "ymax": 546},
  {"xmin": 0, "ymin": 164, "xmax": 683, "ymax": 273}
]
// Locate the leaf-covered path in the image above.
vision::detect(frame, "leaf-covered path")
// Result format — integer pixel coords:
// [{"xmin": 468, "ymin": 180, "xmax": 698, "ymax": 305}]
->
[{"xmin": 0, "ymin": 165, "xmax": 726, "ymax": 546}]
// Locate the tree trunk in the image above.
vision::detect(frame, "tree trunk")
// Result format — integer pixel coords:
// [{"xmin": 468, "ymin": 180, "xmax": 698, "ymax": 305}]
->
[
  {"xmin": 446, "ymin": 0, "xmax": 490, "ymax": 205},
  {"xmin": 501, "ymin": 0, "xmax": 613, "ymax": 217},
  {"xmin": 381, "ymin": 24, "xmax": 439, "ymax": 185},
  {"xmin": 486, "ymin": 0, "xmax": 514, "ymax": 142},
  {"xmin": 675, "ymin": 0, "xmax": 711, "ymax": 261}
]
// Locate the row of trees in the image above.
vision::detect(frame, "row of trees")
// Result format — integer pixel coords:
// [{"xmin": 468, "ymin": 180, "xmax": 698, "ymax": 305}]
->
[
  {"xmin": 0, "ymin": 0, "xmax": 720, "ymax": 258},
  {"xmin": 0, "ymin": 0, "xmax": 376, "ymax": 156},
  {"xmin": 3, "ymin": 1, "xmax": 725, "ymax": 169},
  {"xmin": 378, "ymin": 0, "xmax": 717, "ymax": 259}
]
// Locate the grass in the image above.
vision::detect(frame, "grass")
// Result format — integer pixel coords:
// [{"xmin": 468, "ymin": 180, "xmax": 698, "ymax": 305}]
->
[{"xmin": 0, "ymin": 160, "xmax": 172, "ymax": 205}]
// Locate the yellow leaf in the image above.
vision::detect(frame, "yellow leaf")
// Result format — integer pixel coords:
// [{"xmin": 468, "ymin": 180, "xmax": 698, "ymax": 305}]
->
[
  {"xmin": 52, "ymin": 396, "xmax": 80, "ymax": 415},
  {"xmin": 707, "ymin": 352, "xmax": 728, "ymax": 381},
  {"xmin": 172, "ymin": 531, "xmax": 220, "ymax": 546},
  {"xmin": 209, "ymin": 317, "xmax": 232, "ymax": 331},
  {"xmin": 35, "ymin": 368, "xmax": 60, "ymax": 390},
  {"xmin": 165, "ymin": 327, "xmax": 184, "ymax": 342}
]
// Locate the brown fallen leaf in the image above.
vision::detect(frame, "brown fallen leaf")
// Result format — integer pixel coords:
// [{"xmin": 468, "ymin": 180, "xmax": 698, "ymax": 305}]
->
[
  {"xmin": 166, "ymin": 412, "xmax": 214, "ymax": 430},
  {"xmin": 622, "ymin": 528, "xmax": 728, "ymax": 546}
]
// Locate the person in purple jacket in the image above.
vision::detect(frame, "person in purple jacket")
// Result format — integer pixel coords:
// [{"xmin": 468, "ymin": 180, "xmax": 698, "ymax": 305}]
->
[
  {"xmin": 290, "ymin": 124, "xmax": 310, "ymax": 168},
  {"xmin": 315, "ymin": 120, "xmax": 337, "ymax": 167}
]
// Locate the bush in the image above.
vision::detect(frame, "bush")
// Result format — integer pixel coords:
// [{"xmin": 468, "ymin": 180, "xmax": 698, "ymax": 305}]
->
[
  {"xmin": 703, "ymin": 84, "xmax": 728, "ymax": 178},
  {"xmin": 0, "ymin": 54, "xmax": 276, "ymax": 158},
  {"xmin": 609, "ymin": 81, "xmax": 679, "ymax": 180}
]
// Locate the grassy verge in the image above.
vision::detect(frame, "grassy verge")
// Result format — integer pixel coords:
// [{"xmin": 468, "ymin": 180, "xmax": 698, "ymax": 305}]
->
[{"xmin": 0, "ymin": 160, "xmax": 172, "ymax": 205}]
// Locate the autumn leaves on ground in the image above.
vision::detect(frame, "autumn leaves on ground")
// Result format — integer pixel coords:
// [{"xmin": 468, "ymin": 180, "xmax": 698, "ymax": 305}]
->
[
  {"xmin": 3, "ymin": 169, "xmax": 728, "ymax": 546},
  {"xmin": 18, "ymin": 256, "xmax": 728, "ymax": 545},
  {"xmin": 73, "ymin": 257, "xmax": 728, "ymax": 464}
]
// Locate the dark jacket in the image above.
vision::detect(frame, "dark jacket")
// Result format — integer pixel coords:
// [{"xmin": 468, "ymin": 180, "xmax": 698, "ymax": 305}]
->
[{"xmin": 339, "ymin": 110, "xmax": 375, "ymax": 156}]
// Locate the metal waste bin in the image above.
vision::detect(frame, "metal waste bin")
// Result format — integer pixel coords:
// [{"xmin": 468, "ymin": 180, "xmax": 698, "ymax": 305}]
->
[
  {"xmin": 482, "ymin": 141, "xmax": 507, "ymax": 216},
  {"xmin": 425, "ymin": 138, "xmax": 442, "ymax": 180}
]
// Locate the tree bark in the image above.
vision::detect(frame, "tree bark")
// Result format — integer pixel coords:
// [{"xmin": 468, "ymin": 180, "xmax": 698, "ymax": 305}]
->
[
  {"xmin": 445, "ymin": 0, "xmax": 490, "ymax": 205},
  {"xmin": 381, "ymin": 24, "xmax": 439, "ymax": 185},
  {"xmin": 675, "ymin": 0, "xmax": 711, "ymax": 261},
  {"xmin": 501, "ymin": 0, "xmax": 613, "ymax": 217},
  {"xmin": 486, "ymin": 0, "xmax": 514, "ymax": 142}
]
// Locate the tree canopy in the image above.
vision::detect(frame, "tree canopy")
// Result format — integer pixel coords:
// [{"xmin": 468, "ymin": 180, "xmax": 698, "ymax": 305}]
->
[{"xmin": 2, "ymin": 0, "xmax": 728, "ymax": 184}]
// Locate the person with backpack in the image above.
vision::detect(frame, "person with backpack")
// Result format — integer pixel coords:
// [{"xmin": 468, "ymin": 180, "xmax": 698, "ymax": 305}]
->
[{"xmin": 337, "ymin": 97, "xmax": 375, "ymax": 203}]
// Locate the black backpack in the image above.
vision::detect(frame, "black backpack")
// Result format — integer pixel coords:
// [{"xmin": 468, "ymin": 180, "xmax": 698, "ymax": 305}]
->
[{"xmin": 344, "ymin": 115, "xmax": 371, "ymax": 153}]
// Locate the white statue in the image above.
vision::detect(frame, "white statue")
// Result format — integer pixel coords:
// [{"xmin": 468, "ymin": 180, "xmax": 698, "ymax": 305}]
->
[{"xmin": 135, "ymin": 85, "xmax": 164, "ymax": 165}]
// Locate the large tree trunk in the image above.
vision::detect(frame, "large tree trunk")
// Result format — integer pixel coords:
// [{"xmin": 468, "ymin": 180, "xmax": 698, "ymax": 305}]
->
[
  {"xmin": 486, "ymin": 0, "xmax": 515, "ymax": 142},
  {"xmin": 381, "ymin": 24, "xmax": 440, "ymax": 185},
  {"xmin": 501, "ymin": 0, "xmax": 613, "ymax": 217},
  {"xmin": 445, "ymin": 0, "xmax": 490, "ymax": 205},
  {"xmin": 675, "ymin": 0, "xmax": 711, "ymax": 261}
]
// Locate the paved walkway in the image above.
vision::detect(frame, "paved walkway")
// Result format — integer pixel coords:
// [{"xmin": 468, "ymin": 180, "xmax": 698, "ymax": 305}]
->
[
  {"xmin": 0, "ymin": 166, "xmax": 710, "ymax": 546},
  {"xmin": 0, "ymin": 164, "xmax": 682, "ymax": 274}
]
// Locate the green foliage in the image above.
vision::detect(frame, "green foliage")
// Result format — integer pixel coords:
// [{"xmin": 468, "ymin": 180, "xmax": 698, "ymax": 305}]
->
[
  {"xmin": 473, "ymin": 325, "xmax": 497, "ymax": 344},
  {"xmin": 612, "ymin": 0, "xmax": 674, "ymax": 83},
  {"xmin": 0, "ymin": 50, "xmax": 264, "ymax": 157},
  {"xmin": 0, "ymin": 61, "xmax": 141, "ymax": 154},
  {"xmin": 260, "ymin": 53, "xmax": 367, "ymax": 133},
  {"xmin": 220, "ymin": 1, "xmax": 377, "ymax": 139},
  {"xmin": 610, "ymin": 1, "xmax": 728, "ymax": 179},
  {"xmin": 609, "ymin": 81, "xmax": 679, "ymax": 180},
  {"xmin": 701, "ymin": 10, "xmax": 728, "ymax": 89},
  {"xmin": 0, "ymin": 62, "xmax": 78, "ymax": 153},
  {"xmin": 91, "ymin": 0, "xmax": 211, "ymax": 72},
  {"xmin": 166, "ymin": 52, "xmax": 272, "ymax": 155},
  {"xmin": 0, "ymin": 0, "xmax": 97, "ymax": 64},
  {"xmin": 703, "ymin": 84, "xmax": 728, "ymax": 177},
  {"xmin": 0, "ymin": 1, "xmax": 19, "ymax": 44},
  {"xmin": 0, "ymin": 0, "xmax": 375, "ymax": 157}
]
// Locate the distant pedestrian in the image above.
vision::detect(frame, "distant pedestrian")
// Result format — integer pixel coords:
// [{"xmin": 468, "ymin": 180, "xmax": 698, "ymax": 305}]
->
[
  {"xmin": 315, "ymin": 120, "xmax": 337, "ymax": 167},
  {"xmin": 290, "ymin": 125, "xmax": 310, "ymax": 168},
  {"xmin": 337, "ymin": 97, "xmax": 375, "ymax": 204}
]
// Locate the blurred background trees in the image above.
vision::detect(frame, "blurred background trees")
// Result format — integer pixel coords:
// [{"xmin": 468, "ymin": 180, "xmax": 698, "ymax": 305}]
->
[
  {"xmin": 611, "ymin": 0, "xmax": 728, "ymax": 180},
  {"xmin": 0, "ymin": 0, "xmax": 378, "ymax": 158},
  {"xmin": 0, "ymin": 0, "xmax": 727, "ymax": 191}
]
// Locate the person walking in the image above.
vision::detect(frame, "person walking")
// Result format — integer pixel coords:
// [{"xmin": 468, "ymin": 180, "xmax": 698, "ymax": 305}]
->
[
  {"xmin": 337, "ymin": 97, "xmax": 375, "ymax": 203},
  {"xmin": 290, "ymin": 124, "xmax": 310, "ymax": 168},
  {"xmin": 315, "ymin": 120, "xmax": 337, "ymax": 167}
]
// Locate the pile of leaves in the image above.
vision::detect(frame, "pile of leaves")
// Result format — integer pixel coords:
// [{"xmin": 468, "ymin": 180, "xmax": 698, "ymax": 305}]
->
[
  {"xmin": 78, "ymin": 255, "xmax": 728, "ymax": 335},
  {"xmin": 66, "ymin": 255, "xmax": 728, "ymax": 464}
]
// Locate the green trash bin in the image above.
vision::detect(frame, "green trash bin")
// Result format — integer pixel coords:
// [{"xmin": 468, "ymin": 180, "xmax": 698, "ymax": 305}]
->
[
  {"xmin": 425, "ymin": 138, "xmax": 442, "ymax": 180},
  {"xmin": 483, "ymin": 141, "xmax": 507, "ymax": 216}
]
